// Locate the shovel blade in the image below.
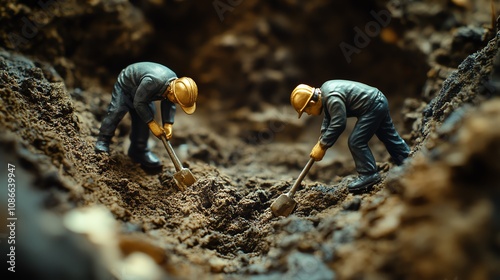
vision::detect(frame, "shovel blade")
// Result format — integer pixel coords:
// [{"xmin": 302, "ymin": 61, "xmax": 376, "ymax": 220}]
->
[
  {"xmin": 173, "ymin": 168, "xmax": 197, "ymax": 191},
  {"xmin": 270, "ymin": 194, "xmax": 297, "ymax": 217}
]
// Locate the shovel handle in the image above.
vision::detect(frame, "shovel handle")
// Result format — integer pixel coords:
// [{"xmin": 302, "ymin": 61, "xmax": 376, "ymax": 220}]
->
[
  {"xmin": 160, "ymin": 136, "xmax": 182, "ymax": 172},
  {"xmin": 287, "ymin": 158, "xmax": 315, "ymax": 199}
]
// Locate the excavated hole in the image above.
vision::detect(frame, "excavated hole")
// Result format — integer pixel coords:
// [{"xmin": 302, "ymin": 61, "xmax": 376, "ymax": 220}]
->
[
  {"xmin": 157, "ymin": 174, "xmax": 276, "ymax": 259},
  {"xmin": 155, "ymin": 170, "xmax": 351, "ymax": 263}
]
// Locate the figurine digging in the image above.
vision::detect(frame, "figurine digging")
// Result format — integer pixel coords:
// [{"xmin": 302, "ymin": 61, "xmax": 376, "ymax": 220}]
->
[
  {"xmin": 95, "ymin": 62, "xmax": 198, "ymax": 169},
  {"xmin": 290, "ymin": 80, "xmax": 410, "ymax": 193}
]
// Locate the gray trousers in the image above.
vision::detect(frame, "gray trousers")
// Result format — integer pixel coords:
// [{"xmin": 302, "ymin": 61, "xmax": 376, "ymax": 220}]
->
[
  {"xmin": 98, "ymin": 83, "xmax": 154, "ymax": 151},
  {"xmin": 348, "ymin": 94, "xmax": 410, "ymax": 175}
]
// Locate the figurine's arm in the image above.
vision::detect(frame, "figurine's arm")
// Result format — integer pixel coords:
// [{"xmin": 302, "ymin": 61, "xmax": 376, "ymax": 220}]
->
[
  {"xmin": 133, "ymin": 77, "xmax": 157, "ymax": 124},
  {"xmin": 160, "ymin": 99, "xmax": 176, "ymax": 125},
  {"xmin": 320, "ymin": 113, "xmax": 329, "ymax": 135},
  {"xmin": 319, "ymin": 96, "xmax": 347, "ymax": 148},
  {"xmin": 160, "ymin": 99, "xmax": 176, "ymax": 140}
]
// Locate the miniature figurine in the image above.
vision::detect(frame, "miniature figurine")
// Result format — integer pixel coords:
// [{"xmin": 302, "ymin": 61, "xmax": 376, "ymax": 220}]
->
[
  {"xmin": 95, "ymin": 62, "xmax": 198, "ymax": 168},
  {"xmin": 290, "ymin": 80, "xmax": 410, "ymax": 193}
]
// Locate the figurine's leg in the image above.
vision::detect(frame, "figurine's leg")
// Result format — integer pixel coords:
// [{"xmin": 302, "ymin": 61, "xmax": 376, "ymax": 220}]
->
[
  {"xmin": 95, "ymin": 84, "xmax": 129, "ymax": 153},
  {"xmin": 127, "ymin": 103, "xmax": 161, "ymax": 168},
  {"xmin": 348, "ymin": 110, "xmax": 384, "ymax": 175},
  {"xmin": 375, "ymin": 112, "xmax": 411, "ymax": 165},
  {"xmin": 347, "ymin": 100, "xmax": 386, "ymax": 192}
]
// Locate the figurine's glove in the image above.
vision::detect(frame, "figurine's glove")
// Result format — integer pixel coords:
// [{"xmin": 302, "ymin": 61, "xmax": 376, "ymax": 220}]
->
[
  {"xmin": 163, "ymin": 123, "xmax": 173, "ymax": 140},
  {"xmin": 147, "ymin": 120, "xmax": 166, "ymax": 139},
  {"xmin": 310, "ymin": 141, "xmax": 327, "ymax": 161}
]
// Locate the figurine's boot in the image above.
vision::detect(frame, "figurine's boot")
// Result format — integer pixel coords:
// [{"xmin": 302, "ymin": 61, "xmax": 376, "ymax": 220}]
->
[
  {"xmin": 128, "ymin": 116, "xmax": 161, "ymax": 168},
  {"xmin": 128, "ymin": 145, "xmax": 161, "ymax": 168},
  {"xmin": 347, "ymin": 173, "xmax": 381, "ymax": 193},
  {"xmin": 95, "ymin": 135, "xmax": 111, "ymax": 154}
]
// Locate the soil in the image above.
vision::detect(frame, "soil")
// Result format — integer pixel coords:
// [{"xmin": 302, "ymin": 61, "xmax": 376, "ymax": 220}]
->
[{"xmin": 1, "ymin": 1, "xmax": 500, "ymax": 280}]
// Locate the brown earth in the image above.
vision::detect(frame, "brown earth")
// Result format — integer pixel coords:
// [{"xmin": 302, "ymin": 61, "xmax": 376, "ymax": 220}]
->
[{"xmin": 1, "ymin": 0, "xmax": 500, "ymax": 279}]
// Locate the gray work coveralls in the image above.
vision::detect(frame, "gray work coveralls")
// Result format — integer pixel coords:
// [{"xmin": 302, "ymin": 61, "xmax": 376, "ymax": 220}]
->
[
  {"xmin": 319, "ymin": 80, "xmax": 410, "ymax": 175},
  {"xmin": 97, "ymin": 62, "xmax": 177, "ymax": 151}
]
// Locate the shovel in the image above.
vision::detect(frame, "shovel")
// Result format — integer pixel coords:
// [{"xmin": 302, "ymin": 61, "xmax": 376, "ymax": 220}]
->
[
  {"xmin": 160, "ymin": 135, "xmax": 197, "ymax": 191},
  {"xmin": 270, "ymin": 158, "xmax": 315, "ymax": 217}
]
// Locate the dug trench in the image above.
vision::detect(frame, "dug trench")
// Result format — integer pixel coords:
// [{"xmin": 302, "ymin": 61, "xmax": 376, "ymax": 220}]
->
[
  {"xmin": 2, "ymin": 30, "xmax": 500, "ymax": 278},
  {"xmin": 0, "ymin": 47, "xmax": 407, "ymax": 279},
  {"xmin": 1, "ymin": 1, "xmax": 500, "ymax": 279},
  {"xmin": 0, "ymin": 26, "xmax": 496, "ymax": 279},
  {"xmin": 115, "ymin": 108, "xmax": 351, "ymax": 277}
]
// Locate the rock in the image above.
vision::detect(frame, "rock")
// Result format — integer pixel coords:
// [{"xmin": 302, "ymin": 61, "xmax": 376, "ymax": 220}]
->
[
  {"xmin": 209, "ymin": 257, "xmax": 228, "ymax": 273},
  {"xmin": 118, "ymin": 235, "xmax": 166, "ymax": 264},
  {"xmin": 342, "ymin": 197, "xmax": 361, "ymax": 211},
  {"xmin": 285, "ymin": 252, "xmax": 336, "ymax": 280}
]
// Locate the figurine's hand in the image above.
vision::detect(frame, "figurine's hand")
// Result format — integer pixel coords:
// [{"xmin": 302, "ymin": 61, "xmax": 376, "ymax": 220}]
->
[
  {"xmin": 310, "ymin": 141, "xmax": 327, "ymax": 161},
  {"xmin": 163, "ymin": 123, "xmax": 173, "ymax": 140},
  {"xmin": 147, "ymin": 120, "xmax": 166, "ymax": 139}
]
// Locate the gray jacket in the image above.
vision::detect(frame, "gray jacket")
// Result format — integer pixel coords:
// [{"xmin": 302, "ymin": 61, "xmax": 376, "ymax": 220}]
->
[
  {"xmin": 117, "ymin": 62, "xmax": 177, "ymax": 124},
  {"xmin": 319, "ymin": 80, "xmax": 383, "ymax": 148}
]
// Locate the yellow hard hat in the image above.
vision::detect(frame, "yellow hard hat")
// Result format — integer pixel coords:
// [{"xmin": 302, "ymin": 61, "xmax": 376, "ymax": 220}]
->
[
  {"xmin": 171, "ymin": 77, "xmax": 198, "ymax": 114},
  {"xmin": 290, "ymin": 84, "xmax": 315, "ymax": 118}
]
